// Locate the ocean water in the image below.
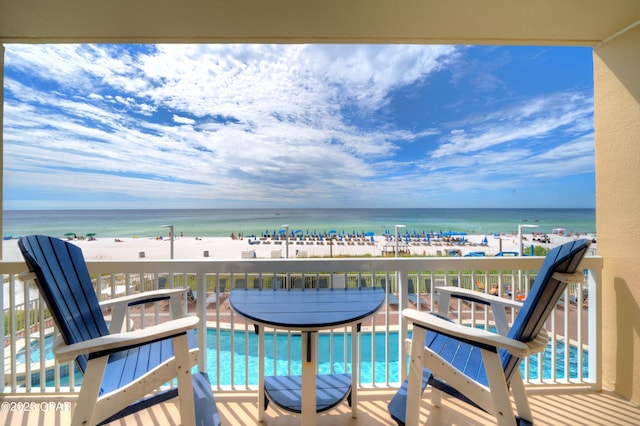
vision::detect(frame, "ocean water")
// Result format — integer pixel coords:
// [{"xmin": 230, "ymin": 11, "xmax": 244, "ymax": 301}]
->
[{"xmin": 3, "ymin": 208, "xmax": 595, "ymax": 239}]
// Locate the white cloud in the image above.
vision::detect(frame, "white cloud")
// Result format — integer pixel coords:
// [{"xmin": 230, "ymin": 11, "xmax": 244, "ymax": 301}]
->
[
  {"xmin": 2, "ymin": 44, "xmax": 594, "ymax": 209},
  {"xmin": 432, "ymin": 91, "xmax": 593, "ymax": 158},
  {"xmin": 172, "ymin": 114, "xmax": 196, "ymax": 125}
]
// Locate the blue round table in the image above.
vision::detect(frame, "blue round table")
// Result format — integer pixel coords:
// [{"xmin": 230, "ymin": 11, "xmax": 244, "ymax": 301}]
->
[{"xmin": 229, "ymin": 287, "xmax": 384, "ymax": 425}]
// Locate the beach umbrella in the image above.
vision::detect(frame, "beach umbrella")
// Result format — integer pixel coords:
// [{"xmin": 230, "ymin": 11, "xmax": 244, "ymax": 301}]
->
[{"xmin": 64, "ymin": 232, "xmax": 76, "ymax": 237}]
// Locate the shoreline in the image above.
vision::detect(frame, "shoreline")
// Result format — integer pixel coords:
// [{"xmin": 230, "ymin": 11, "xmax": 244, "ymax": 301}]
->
[
  {"xmin": 2, "ymin": 233, "xmax": 592, "ymax": 261},
  {"xmin": 3, "ymin": 208, "xmax": 597, "ymax": 242}
]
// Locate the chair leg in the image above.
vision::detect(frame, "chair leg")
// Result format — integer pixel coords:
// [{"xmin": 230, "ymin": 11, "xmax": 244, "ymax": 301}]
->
[
  {"xmin": 480, "ymin": 350, "xmax": 517, "ymax": 426},
  {"xmin": 430, "ymin": 387, "xmax": 442, "ymax": 408},
  {"xmin": 510, "ymin": 370, "xmax": 533, "ymax": 423},
  {"xmin": 72, "ymin": 357, "xmax": 108, "ymax": 426},
  {"xmin": 405, "ymin": 326, "xmax": 427, "ymax": 426},
  {"xmin": 174, "ymin": 333, "xmax": 196, "ymax": 426}
]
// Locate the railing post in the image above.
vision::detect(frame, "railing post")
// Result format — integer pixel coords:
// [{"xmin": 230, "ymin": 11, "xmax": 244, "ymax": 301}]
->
[
  {"xmin": 197, "ymin": 272, "xmax": 207, "ymax": 372},
  {"xmin": 398, "ymin": 267, "xmax": 409, "ymax": 381},
  {"xmin": 588, "ymin": 267, "xmax": 602, "ymax": 390}
]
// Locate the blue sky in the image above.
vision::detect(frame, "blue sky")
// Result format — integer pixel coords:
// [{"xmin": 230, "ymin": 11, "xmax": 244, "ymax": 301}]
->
[{"xmin": 3, "ymin": 44, "xmax": 595, "ymax": 210}]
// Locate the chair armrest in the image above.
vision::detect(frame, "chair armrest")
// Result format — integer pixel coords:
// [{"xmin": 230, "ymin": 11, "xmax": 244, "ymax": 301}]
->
[
  {"xmin": 99, "ymin": 288, "xmax": 187, "ymax": 309},
  {"xmin": 435, "ymin": 286, "xmax": 523, "ymax": 310},
  {"xmin": 403, "ymin": 309, "xmax": 548, "ymax": 358},
  {"xmin": 100, "ymin": 288, "xmax": 189, "ymax": 332},
  {"xmin": 52, "ymin": 315, "xmax": 199, "ymax": 363},
  {"xmin": 435, "ymin": 286, "xmax": 524, "ymax": 331}
]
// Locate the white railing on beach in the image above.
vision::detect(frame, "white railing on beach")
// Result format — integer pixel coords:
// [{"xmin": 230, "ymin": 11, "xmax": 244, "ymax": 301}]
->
[{"xmin": 1, "ymin": 255, "xmax": 603, "ymax": 396}]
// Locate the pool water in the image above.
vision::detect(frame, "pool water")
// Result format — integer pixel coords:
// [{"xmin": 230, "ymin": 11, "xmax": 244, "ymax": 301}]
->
[
  {"xmin": 18, "ymin": 328, "xmax": 588, "ymax": 387},
  {"xmin": 206, "ymin": 328, "xmax": 589, "ymax": 386},
  {"xmin": 206, "ymin": 328, "xmax": 400, "ymax": 386}
]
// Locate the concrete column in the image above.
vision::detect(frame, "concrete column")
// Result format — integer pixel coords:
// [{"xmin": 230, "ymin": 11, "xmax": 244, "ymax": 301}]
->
[{"xmin": 594, "ymin": 24, "xmax": 640, "ymax": 404}]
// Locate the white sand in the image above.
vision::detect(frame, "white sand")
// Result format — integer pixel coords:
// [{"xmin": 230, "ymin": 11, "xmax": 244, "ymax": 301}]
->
[
  {"xmin": 2, "ymin": 233, "xmax": 589, "ymax": 310},
  {"xmin": 2, "ymin": 233, "xmax": 583, "ymax": 261}
]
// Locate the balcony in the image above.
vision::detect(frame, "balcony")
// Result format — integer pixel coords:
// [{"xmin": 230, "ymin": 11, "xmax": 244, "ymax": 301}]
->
[
  {"xmin": 4, "ymin": 253, "xmax": 635, "ymax": 425},
  {"xmin": 3, "ymin": 386, "xmax": 640, "ymax": 425}
]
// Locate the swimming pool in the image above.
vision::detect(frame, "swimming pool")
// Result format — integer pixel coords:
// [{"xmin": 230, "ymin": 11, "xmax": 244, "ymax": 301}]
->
[
  {"xmin": 18, "ymin": 327, "xmax": 588, "ymax": 387},
  {"xmin": 206, "ymin": 328, "xmax": 401, "ymax": 386},
  {"xmin": 205, "ymin": 328, "xmax": 589, "ymax": 386}
]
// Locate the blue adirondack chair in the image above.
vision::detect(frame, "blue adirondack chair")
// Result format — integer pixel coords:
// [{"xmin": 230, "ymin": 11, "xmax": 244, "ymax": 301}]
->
[
  {"xmin": 19, "ymin": 235, "xmax": 220, "ymax": 426},
  {"xmin": 388, "ymin": 239, "xmax": 591, "ymax": 426}
]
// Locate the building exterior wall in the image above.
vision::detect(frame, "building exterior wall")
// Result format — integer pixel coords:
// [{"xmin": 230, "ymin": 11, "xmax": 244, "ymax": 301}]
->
[{"xmin": 594, "ymin": 24, "xmax": 640, "ymax": 404}]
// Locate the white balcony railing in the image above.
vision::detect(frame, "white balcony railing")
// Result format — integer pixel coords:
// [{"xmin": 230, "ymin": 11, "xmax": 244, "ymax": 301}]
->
[{"xmin": 1, "ymin": 255, "xmax": 603, "ymax": 395}]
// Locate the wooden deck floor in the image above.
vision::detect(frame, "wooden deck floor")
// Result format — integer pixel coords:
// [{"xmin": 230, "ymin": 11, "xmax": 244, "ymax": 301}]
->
[{"xmin": 2, "ymin": 386, "xmax": 639, "ymax": 425}]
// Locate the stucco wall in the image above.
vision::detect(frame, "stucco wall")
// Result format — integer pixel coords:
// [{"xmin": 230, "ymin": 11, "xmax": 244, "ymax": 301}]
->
[{"xmin": 594, "ymin": 25, "xmax": 640, "ymax": 404}]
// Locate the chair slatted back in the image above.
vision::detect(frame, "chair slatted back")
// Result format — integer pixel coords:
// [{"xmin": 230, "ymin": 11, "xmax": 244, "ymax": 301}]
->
[
  {"xmin": 19, "ymin": 235, "xmax": 109, "ymax": 373},
  {"xmin": 502, "ymin": 238, "xmax": 591, "ymax": 379}
]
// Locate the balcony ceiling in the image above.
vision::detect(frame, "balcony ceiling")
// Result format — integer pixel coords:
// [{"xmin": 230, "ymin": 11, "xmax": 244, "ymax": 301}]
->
[{"xmin": 1, "ymin": 0, "xmax": 640, "ymax": 46}]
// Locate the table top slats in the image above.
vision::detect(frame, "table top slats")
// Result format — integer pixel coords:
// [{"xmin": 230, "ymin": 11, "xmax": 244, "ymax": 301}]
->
[{"xmin": 229, "ymin": 288, "xmax": 385, "ymax": 330}]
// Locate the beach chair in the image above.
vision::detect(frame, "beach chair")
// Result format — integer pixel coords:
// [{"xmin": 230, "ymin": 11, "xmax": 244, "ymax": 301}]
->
[
  {"xmin": 206, "ymin": 279, "xmax": 228, "ymax": 307},
  {"xmin": 388, "ymin": 239, "xmax": 591, "ymax": 426},
  {"xmin": 407, "ymin": 278, "xmax": 427, "ymax": 308},
  {"xmin": 382, "ymin": 278, "xmax": 400, "ymax": 306},
  {"xmin": 18, "ymin": 235, "xmax": 220, "ymax": 426}
]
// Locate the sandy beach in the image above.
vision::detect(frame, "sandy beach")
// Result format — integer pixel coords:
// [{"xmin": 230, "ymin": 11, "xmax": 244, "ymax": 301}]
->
[{"xmin": 2, "ymin": 232, "xmax": 588, "ymax": 261}]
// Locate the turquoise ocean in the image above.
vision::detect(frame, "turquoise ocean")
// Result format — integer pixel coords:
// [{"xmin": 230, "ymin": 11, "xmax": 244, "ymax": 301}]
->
[{"xmin": 3, "ymin": 208, "xmax": 595, "ymax": 239}]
